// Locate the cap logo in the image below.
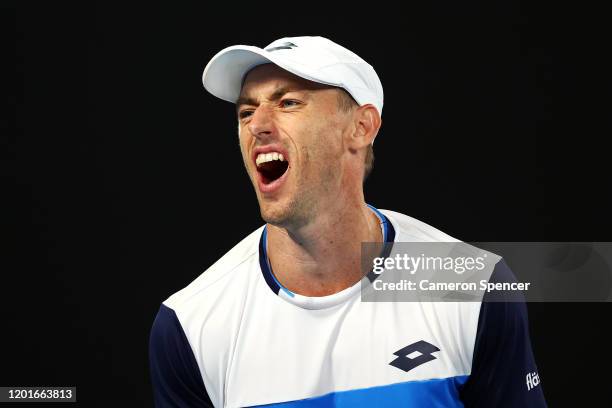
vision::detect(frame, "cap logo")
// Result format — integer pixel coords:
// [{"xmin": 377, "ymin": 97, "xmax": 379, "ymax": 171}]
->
[{"xmin": 266, "ymin": 42, "xmax": 297, "ymax": 52}]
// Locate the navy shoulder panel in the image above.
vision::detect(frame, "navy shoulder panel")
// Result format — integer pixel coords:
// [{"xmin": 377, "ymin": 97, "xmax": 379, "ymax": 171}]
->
[
  {"xmin": 149, "ymin": 304, "xmax": 213, "ymax": 407},
  {"xmin": 460, "ymin": 259, "xmax": 547, "ymax": 407}
]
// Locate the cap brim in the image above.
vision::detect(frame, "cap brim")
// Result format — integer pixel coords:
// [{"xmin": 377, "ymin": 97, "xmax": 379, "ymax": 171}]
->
[{"xmin": 202, "ymin": 45, "xmax": 284, "ymax": 104}]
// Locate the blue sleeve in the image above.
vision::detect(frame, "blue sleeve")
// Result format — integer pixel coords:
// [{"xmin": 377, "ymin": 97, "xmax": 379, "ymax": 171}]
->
[
  {"xmin": 460, "ymin": 259, "xmax": 547, "ymax": 407},
  {"xmin": 149, "ymin": 304, "xmax": 214, "ymax": 408}
]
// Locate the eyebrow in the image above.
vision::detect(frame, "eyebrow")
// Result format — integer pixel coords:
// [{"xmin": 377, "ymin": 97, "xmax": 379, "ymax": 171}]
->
[{"xmin": 236, "ymin": 86, "xmax": 295, "ymax": 110}]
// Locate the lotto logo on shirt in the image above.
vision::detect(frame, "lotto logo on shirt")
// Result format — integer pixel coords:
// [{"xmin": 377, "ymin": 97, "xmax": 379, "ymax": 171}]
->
[{"xmin": 526, "ymin": 371, "xmax": 541, "ymax": 391}]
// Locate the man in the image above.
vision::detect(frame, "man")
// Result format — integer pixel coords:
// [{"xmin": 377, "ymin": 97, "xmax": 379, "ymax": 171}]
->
[{"xmin": 149, "ymin": 36, "xmax": 546, "ymax": 407}]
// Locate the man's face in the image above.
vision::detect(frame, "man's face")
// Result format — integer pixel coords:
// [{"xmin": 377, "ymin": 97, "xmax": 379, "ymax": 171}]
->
[{"xmin": 237, "ymin": 64, "xmax": 354, "ymax": 229}]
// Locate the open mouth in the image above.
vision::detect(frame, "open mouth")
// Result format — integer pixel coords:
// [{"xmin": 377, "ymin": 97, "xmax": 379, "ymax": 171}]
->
[{"xmin": 256, "ymin": 152, "xmax": 289, "ymax": 185}]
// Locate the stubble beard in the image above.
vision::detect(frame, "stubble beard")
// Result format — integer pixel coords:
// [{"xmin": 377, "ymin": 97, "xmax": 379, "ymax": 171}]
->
[
  {"xmin": 258, "ymin": 179, "xmax": 316, "ymax": 230},
  {"xmin": 244, "ymin": 139, "xmax": 342, "ymax": 231},
  {"xmin": 259, "ymin": 159, "xmax": 338, "ymax": 231}
]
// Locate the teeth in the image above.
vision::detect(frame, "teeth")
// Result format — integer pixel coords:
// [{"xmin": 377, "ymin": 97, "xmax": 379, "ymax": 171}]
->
[{"xmin": 256, "ymin": 152, "xmax": 287, "ymax": 166}]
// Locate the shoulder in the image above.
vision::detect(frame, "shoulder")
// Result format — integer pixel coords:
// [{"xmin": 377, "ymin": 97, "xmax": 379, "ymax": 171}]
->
[
  {"xmin": 163, "ymin": 225, "xmax": 264, "ymax": 313},
  {"xmin": 149, "ymin": 226, "xmax": 266, "ymax": 407},
  {"xmin": 379, "ymin": 209, "xmax": 458, "ymax": 242}
]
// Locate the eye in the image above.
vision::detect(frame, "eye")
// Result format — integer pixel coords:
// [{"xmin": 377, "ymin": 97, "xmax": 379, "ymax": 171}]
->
[
  {"xmin": 281, "ymin": 99, "xmax": 300, "ymax": 108},
  {"xmin": 239, "ymin": 110, "xmax": 254, "ymax": 119}
]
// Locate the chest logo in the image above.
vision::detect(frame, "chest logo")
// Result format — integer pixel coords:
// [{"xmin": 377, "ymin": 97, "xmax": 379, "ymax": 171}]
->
[{"xmin": 390, "ymin": 340, "xmax": 440, "ymax": 372}]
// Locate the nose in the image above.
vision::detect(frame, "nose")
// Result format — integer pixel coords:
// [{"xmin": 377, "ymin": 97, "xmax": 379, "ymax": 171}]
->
[{"xmin": 247, "ymin": 104, "xmax": 274, "ymax": 140}]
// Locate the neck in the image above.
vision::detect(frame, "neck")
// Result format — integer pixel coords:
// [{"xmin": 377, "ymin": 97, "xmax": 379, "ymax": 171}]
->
[{"xmin": 266, "ymin": 198, "xmax": 383, "ymax": 296}]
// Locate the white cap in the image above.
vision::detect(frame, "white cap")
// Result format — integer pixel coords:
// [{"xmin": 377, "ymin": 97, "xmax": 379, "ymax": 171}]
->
[{"xmin": 202, "ymin": 36, "xmax": 384, "ymax": 115}]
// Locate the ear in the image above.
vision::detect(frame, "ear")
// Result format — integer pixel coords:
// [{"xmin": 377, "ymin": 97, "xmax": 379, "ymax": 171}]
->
[{"xmin": 347, "ymin": 104, "xmax": 382, "ymax": 151}]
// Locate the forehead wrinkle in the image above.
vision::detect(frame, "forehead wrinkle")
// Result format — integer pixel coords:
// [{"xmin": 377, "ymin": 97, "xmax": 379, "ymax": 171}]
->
[
  {"xmin": 237, "ymin": 85, "xmax": 295, "ymax": 108},
  {"xmin": 238, "ymin": 66, "xmax": 332, "ymax": 110},
  {"xmin": 236, "ymin": 84, "xmax": 312, "ymax": 114}
]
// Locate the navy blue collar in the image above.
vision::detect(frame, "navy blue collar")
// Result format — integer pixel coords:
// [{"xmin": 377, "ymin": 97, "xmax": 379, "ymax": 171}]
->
[{"xmin": 259, "ymin": 205, "xmax": 396, "ymax": 297}]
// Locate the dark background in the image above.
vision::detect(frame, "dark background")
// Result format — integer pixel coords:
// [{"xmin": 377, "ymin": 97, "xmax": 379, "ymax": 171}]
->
[{"xmin": 7, "ymin": 2, "xmax": 611, "ymax": 407}]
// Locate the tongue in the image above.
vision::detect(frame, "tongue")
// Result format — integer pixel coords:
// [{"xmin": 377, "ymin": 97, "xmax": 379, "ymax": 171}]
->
[{"xmin": 259, "ymin": 160, "xmax": 289, "ymax": 184}]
